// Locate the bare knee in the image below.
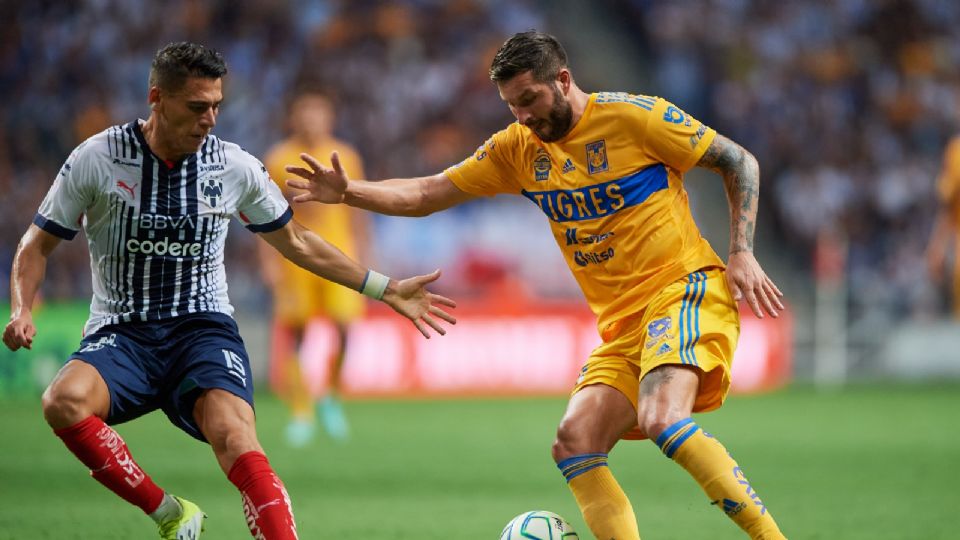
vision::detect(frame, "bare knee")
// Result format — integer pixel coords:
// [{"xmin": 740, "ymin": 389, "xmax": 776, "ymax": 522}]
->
[
  {"xmin": 213, "ymin": 424, "xmax": 260, "ymax": 461},
  {"xmin": 195, "ymin": 389, "xmax": 263, "ymax": 474},
  {"xmin": 205, "ymin": 416, "xmax": 262, "ymax": 475},
  {"xmin": 636, "ymin": 366, "xmax": 700, "ymax": 441},
  {"xmin": 42, "ymin": 361, "xmax": 109, "ymax": 429},
  {"xmin": 551, "ymin": 385, "xmax": 636, "ymax": 464},
  {"xmin": 552, "ymin": 416, "xmax": 594, "ymax": 464},
  {"xmin": 637, "ymin": 410, "xmax": 689, "ymax": 442}
]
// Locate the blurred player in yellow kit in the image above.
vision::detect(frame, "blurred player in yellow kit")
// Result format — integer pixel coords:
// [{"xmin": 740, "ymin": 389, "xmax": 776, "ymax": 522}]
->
[
  {"xmin": 260, "ymin": 90, "xmax": 369, "ymax": 445},
  {"xmin": 287, "ymin": 31, "xmax": 787, "ymax": 539},
  {"xmin": 927, "ymin": 135, "xmax": 960, "ymax": 317}
]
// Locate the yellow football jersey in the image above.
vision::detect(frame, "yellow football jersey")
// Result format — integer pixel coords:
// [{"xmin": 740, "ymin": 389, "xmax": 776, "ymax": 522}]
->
[
  {"xmin": 264, "ymin": 138, "xmax": 366, "ymax": 253},
  {"xmin": 264, "ymin": 138, "xmax": 367, "ymax": 323},
  {"xmin": 444, "ymin": 93, "xmax": 724, "ymax": 336},
  {"xmin": 937, "ymin": 136, "xmax": 960, "ymax": 222}
]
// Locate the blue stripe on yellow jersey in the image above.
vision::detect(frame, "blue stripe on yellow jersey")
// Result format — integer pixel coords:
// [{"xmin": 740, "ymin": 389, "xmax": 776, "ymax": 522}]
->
[{"xmin": 521, "ymin": 164, "xmax": 668, "ymax": 223}]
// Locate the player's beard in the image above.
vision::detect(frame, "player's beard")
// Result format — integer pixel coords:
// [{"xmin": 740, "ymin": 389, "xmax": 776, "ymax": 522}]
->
[{"xmin": 529, "ymin": 85, "xmax": 573, "ymax": 142}]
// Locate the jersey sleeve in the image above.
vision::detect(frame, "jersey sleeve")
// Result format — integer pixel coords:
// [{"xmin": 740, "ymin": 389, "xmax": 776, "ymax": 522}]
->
[
  {"xmin": 34, "ymin": 140, "xmax": 99, "ymax": 240},
  {"xmin": 443, "ymin": 127, "xmax": 522, "ymax": 196},
  {"xmin": 641, "ymin": 98, "xmax": 717, "ymax": 173},
  {"xmin": 937, "ymin": 137, "xmax": 960, "ymax": 205},
  {"xmin": 237, "ymin": 154, "xmax": 293, "ymax": 233}
]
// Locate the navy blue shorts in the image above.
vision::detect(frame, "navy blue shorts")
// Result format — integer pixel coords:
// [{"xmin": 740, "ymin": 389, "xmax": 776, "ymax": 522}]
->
[{"xmin": 71, "ymin": 313, "xmax": 254, "ymax": 442}]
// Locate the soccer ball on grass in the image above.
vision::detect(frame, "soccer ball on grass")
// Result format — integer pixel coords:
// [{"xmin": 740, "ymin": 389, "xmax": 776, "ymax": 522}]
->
[{"xmin": 499, "ymin": 510, "xmax": 579, "ymax": 539}]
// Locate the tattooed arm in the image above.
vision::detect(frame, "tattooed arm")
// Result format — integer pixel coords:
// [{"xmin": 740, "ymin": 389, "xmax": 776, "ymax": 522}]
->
[
  {"xmin": 696, "ymin": 134, "xmax": 759, "ymax": 254},
  {"xmin": 696, "ymin": 134, "xmax": 784, "ymax": 318}
]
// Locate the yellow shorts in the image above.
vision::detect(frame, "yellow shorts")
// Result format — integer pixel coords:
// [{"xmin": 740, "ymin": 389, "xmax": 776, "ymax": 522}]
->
[
  {"xmin": 273, "ymin": 265, "xmax": 365, "ymax": 326},
  {"xmin": 572, "ymin": 267, "xmax": 740, "ymax": 439}
]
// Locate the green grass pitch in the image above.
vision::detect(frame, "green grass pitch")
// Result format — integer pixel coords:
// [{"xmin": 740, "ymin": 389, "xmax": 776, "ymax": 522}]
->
[{"xmin": 0, "ymin": 384, "xmax": 955, "ymax": 539}]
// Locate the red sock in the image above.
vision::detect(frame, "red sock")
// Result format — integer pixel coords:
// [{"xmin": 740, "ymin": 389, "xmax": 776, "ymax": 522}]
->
[
  {"xmin": 53, "ymin": 415, "xmax": 164, "ymax": 514},
  {"xmin": 228, "ymin": 451, "xmax": 298, "ymax": 539}
]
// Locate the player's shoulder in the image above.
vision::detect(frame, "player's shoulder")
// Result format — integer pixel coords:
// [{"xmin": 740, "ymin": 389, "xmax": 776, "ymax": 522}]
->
[
  {"xmin": 498, "ymin": 121, "xmax": 533, "ymax": 147},
  {"xmin": 593, "ymin": 92, "xmax": 661, "ymax": 115},
  {"xmin": 61, "ymin": 122, "xmax": 143, "ymax": 179},
  {"xmin": 72, "ymin": 122, "xmax": 136, "ymax": 163},
  {"xmin": 214, "ymin": 136, "xmax": 268, "ymax": 174},
  {"xmin": 327, "ymin": 136, "xmax": 359, "ymax": 153},
  {"xmin": 485, "ymin": 122, "xmax": 532, "ymax": 162},
  {"xmin": 461, "ymin": 123, "xmax": 525, "ymax": 158},
  {"xmin": 264, "ymin": 137, "xmax": 298, "ymax": 163}
]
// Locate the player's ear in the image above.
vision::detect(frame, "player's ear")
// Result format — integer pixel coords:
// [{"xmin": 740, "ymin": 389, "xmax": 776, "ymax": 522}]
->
[
  {"xmin": 557, "ymin": 69, "xmax": 571, "ymax": 94},
  {"xmin": 148, "ymin": 86, "xmax": 161, "ymax": 109}
]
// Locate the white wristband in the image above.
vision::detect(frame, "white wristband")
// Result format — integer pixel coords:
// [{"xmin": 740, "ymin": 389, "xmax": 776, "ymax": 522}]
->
[{"xmin": 360, "ymin": 270, "xmax": 390, "ymax": 300}]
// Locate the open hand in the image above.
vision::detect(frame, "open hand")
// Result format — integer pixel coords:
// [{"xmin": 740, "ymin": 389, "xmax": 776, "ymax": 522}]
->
[
  {"xmin": 725, "ymin": 251, "xmax": 784, "ymax": 318},
  {"xmin": 285, "ymin": 151, "xmax": 349, "ymax": 204},
  {"xmin": 382, "ymin": 269, "xmax": 457, "ymax": 338}
]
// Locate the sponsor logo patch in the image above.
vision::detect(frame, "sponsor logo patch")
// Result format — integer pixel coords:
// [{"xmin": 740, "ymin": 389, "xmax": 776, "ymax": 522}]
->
[
  {"xmin": 689, "ymin": 123, "xmax": 708, "ymax": 148},
  {"xmin": 574, "ymin": 248, "xmax": 614, "ymax": 267},
  {"xmin": 533, "ymin": 150, "xmax": 552, "ymax": 182},
  {"xmin": 565, "ymin": 228, "xmax": 615, "ymax": 246}
]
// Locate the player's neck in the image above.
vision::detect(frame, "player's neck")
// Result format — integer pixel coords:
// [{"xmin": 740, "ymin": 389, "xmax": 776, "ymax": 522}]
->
[
  {"xmin": 567, "ymin": 85, "xmax": 590, "ymax": 128},
  {"xmin": 294, "ymin": 132, "xmax": 328, "ymax": 149},
  {"xmin": 140, "ymin": 116, "xmax": 188, "ymax": 163}
]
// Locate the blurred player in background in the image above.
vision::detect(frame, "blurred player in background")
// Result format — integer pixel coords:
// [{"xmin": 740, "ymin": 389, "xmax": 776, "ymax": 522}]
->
[
  {"xmin": 260, "ymin": 90, "xmax": 368, "ymax": 446},
  {"xmin": 927, "ymin": 135, "xmax": 960, "ymax": 317},
  {"xmin": 288, "ymin": 31, "xmax": 786, "ymax": 539},
  {"xmin": 3, "ymin": 42, "xmax": 455, "ymax": 540}
]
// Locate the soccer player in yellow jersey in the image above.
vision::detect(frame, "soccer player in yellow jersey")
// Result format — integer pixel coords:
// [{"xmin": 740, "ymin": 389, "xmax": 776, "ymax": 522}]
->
[
  {"xmin": 260, "ymin": 90, "xmax": 369, "ymax": 445},
  {"xmin": 287, "ymin": 31, "xmax": 787, "ymax": 539},
  {"xmin": 927, "ymin": 135, "xmax": 960, "ymax": 317}
]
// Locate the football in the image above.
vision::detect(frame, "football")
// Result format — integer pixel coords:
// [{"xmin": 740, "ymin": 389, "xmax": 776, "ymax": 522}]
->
[{"xmin": 499, "ymin": 510, "xmax": 579, "ymax": 539}]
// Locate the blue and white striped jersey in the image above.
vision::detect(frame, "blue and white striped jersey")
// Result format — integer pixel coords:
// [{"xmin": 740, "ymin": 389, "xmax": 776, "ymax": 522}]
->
[{"xmin": 34, "ymin": 121, "xmax": 292, "ymax": 335}]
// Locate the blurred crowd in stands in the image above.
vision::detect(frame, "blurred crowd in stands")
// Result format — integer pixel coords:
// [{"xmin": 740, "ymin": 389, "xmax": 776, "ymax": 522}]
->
[
  {"xmin": 2, "ymin": 0, "xmax": 959, "ymax": 322},
  {"xmin": 0, "ymin": 0, "xmax": 551, "ymax": 306},
  {"xmin": 612, "ymin": 0, "xmax": 960, "ymax": 321}
]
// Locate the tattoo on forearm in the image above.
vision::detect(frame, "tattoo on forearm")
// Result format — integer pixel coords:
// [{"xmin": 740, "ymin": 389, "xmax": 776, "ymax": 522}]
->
[{"xmin": 697, "ymin": 135, "xmax": 759, "ymax": 254}]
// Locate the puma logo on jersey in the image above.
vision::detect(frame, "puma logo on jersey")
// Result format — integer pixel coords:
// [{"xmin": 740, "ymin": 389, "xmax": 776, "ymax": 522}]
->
[{"xmin": 116, "ymin": 180, "xmax": 138, "ymax": 199}]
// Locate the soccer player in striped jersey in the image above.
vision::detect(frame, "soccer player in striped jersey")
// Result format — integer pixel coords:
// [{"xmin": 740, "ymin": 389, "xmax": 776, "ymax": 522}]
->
[
  {"xmin": 3, "ymin": 42, "xmax": 455, "ymax": 540},
  {"xmin": 287, "ymin": 31, "xmax": 786, "ymax": 539}
]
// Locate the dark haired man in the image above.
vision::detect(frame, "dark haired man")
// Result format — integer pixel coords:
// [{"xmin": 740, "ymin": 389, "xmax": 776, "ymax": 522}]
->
[
  {"xmin": 288, "ymin": 31, "xmax": 786, "ymax": 539},
  {"xmin": 4, "ymin": 42, "xmax": 455, "ymax": 540}
]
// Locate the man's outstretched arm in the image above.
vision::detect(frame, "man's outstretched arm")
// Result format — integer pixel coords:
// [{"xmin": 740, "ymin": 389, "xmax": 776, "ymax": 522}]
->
[
  {"xmin": 285, "ymin": 151, "xmax": 475, "ymax": 217},
  {"xmin": 696, "ymin": 134, "xmax": 784, "ymax": 318},
  {"xmin": 259, "ymin": 219, "xmax": 456, "ymax": 338}
]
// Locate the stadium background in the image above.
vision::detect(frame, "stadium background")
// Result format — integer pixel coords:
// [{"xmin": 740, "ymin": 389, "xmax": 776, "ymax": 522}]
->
[{"xmin": 0, "ymin": 1, "xmax": 956, "ymax": 538}]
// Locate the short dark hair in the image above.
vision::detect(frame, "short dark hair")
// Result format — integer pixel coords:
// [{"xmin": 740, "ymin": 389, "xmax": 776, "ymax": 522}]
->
[
  {"xmin": 148, "ymin": 42, "xmax": 227, "ymax": 92},
  {"xmin": 489, "ymin": 31, "xmax": 568, "ymax": 83}
]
